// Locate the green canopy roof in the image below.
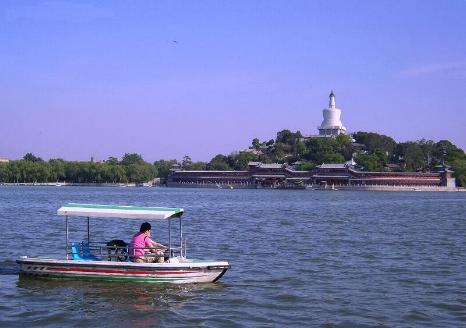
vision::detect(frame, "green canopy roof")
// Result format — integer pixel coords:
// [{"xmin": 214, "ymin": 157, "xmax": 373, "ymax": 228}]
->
[{"xmin": 57, "ymin": 203, "xmax": 184, "ymax": 220}]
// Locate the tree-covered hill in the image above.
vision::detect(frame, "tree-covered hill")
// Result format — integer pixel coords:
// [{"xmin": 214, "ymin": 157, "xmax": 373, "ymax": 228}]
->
[
  {"xmin": 176, "ymin": 130, "xmax": 466, "ymax": 187},
  {"xmin": 1, "ymin": 131, "xmax": 465, "ymax": 186}
]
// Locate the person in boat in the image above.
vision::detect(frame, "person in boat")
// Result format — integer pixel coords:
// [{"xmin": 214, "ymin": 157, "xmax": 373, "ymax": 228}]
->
[{"xmin": 129, "ymin": 222, "xmax": 167, "ymax": 263}]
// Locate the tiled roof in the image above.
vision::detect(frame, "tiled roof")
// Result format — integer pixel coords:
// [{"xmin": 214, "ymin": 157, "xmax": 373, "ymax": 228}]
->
[{"xmin": 318, "ymin": 163, "xmax": 347, "ymax": 169}]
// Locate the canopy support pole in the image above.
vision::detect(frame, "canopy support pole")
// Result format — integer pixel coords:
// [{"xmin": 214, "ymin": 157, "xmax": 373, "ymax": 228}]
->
[
  {"xmin": 179, "ymin": 216, "xmax": 183, "ymax": 257},
  {"xmin": 65, "ymin": 216, "xmax": 69, "ymax": 260},
  {"xmin": 87, "ymin": 217, "xmax": 90, "ymax": 243},
  {"xmin": 168, "ymin": 218, "xmax": 172, "ymax": 259}
]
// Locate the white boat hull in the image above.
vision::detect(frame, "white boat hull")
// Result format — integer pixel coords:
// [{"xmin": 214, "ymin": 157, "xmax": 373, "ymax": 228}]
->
[{"xmin": 17, "ymin": 257, "xmax": 230, "ymax": 284}]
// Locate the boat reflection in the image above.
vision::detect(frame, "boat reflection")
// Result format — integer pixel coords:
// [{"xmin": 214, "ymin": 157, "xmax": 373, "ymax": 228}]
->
[{"xmin": 17, "ymin": 275, "xmax": 228, "ymax": 327}]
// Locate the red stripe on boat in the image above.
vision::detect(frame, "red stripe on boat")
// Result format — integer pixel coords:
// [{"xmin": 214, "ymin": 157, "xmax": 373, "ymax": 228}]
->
[{"xmin": 45, "ymin": 267, "xmax": 196, "ymax": 275}]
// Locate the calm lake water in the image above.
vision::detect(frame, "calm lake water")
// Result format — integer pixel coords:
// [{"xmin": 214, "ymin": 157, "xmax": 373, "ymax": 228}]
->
[{"xmin": 0, "ymin": 187, "xmax": 465, "ymax": 327}]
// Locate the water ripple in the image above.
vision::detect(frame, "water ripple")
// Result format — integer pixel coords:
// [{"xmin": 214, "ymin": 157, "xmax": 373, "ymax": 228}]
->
[{"xmin": 0, "ymin": 187, "xmax": 465, "ymax": 327}]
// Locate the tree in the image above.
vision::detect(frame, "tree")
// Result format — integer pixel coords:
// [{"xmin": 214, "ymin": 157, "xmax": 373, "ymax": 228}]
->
[
  {"xmin": 154, "ymin": 159, "xmax": 178, "ymax": 182},
  {"xmin": 23, "ymin": 153, "xmax": 43, "ymax": 162},
  {"xmin": 251, "ymin": 138, "xmax": 261, "ymax": 150},
  {"xmin": 434, "ymin": 140, "xmax": 466, "ymax": 163},
  {"xmin": 352, "ymin": 132, "xmax": 397, "ymax": 158},
  {"xmin": 304, "ymin": 137, "xmax": 342, "ymax": 164},
  {"xmin": 321, "ymin": 153, "xmax": 345, "ymax": 163},
  {"xmin": 417, "ymin": 139, "xmax": 437, "ymax": 170},
  {"xmin": 276, "ymin": 129, "xmax": 302, "ymax": 145},
  {"xmin": 296, "ymin": 161, "xmax": 315, "ymax": 171},
  {"xmin": 181, "ymin": 155, "xmax": 192, "ymax": 169},
  {"xmin": 125, "ymin": 163, "xmax": 157, "ymax": 183},
  {"xmin": 229, "ymin": 151, "xmax": 258, "ymax": 170},
  {"xmin": 49, "ymin": 159, "xmax": 66, "ymax": 182},
  {"xmin": 295, "ymin": 140, "xmax": 306, "ymax": 156},
  {"xmin": 109, "ymin": 164, "xmax": 127, "ymax": 183},
  {"xmin": 106, "ymin": 156, "xmax": 119, "ymax": 165},
  {"xmin": 355, "ymin": 154, "xmax": 381, "ymax": 171},
  {"xmin": 394, "ymin": 142, "xmax": 425, "ymax": 171},
  {"xmin": 121, "ymin": 153, "xmax": 144, "ymax": 166},
  {"xmin": 0, "ymin": 163, "xmax": 9, "ymax": 182},
  {"xmin": 335, "ymin": 134, "xmax": 353, "ymax": 160},
  {"xmin": 188, "ymin": 161, "xmax": 208, "ymax": 170},
  {"xmin": 451, "ymin": 159, "xmax": 466, "ymax": 187},
  {"xmin": 208, "ymin": 154, "xmax": 230, "ymax": 170}
]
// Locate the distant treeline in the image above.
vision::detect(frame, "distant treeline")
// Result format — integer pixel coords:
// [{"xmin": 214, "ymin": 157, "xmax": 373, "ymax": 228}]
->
[
  {"xmin": 1, "ymin": 130, "xmax": 466, "ymax": 186},
  {"xmin": 0, "ymin": 153, "xmax": 157, "ymax": 184}
]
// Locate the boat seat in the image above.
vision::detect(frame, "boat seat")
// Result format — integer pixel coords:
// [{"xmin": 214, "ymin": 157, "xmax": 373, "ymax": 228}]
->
[{"xmin": 70, "ymin": 241, "xmax": 101, "ymax": 261}]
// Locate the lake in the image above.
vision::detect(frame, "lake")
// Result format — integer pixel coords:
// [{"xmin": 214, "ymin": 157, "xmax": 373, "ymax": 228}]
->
[{"xmin": 0, "ymin": 187, "xmax": 465, "ymax": 327}]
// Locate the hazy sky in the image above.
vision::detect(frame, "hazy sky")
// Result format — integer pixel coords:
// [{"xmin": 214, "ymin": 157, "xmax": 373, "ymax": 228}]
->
[{"xmin": 1, "ymin": 0, "xmax": 465, "ymax": 162}]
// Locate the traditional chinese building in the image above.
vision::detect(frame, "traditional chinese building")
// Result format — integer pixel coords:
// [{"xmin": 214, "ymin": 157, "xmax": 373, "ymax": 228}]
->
[{"xmin": 167, "ymin": 162, "xmax": 452, "ymax": 190}]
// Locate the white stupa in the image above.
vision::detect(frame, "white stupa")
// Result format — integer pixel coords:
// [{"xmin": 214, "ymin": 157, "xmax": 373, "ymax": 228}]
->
[{"xmin": 318, "ymin": 91, "xmax": 346, "ymax": 136}]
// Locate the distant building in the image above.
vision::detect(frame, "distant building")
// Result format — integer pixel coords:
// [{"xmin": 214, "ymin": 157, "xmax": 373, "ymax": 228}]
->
[
  {"xmin": 301, "ymin": 91, "xmax": 347, "ymax": 142},
  {"xmin": 0, "ymin": 158, "xmax": 9, "ymax": 163},
  {"xmin": 318, "ymin": 91, "xmax": 346, "ymax": 136},
  {"xmin": 433, "ymin": 164, "xmax": 456, "ymax": 188},
  {"xmin": 167, "ymin": 161, "xmax": 449, "ymax": 189}
]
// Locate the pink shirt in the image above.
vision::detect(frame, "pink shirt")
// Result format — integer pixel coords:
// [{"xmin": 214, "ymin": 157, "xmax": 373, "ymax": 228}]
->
[{"xmin": 129, "ymin": 232, "xmax": 153, "ymax": 257}]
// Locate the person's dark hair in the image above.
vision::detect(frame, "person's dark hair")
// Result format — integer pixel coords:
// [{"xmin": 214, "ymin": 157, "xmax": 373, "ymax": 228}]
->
[{"xmin": 140, "ymin": 222, "xmax": 151, "ymax": 233}]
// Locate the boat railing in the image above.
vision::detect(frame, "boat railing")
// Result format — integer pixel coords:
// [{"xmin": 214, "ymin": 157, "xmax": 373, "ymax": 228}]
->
[{"xmin": 68, "ymin": 240, "xmax": 186, "ymax": 262}]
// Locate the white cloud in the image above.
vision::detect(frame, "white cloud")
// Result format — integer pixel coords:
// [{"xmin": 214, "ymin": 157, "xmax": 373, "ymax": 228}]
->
[{"xmin": 400, "ymin": 61, "xmax": 466, "ymax": 78}]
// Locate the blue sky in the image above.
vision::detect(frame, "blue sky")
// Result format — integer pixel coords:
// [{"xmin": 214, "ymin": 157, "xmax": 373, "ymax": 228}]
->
[{"xmin": 1, "ymin": 0, "xmax": 465, "ymax": 162}]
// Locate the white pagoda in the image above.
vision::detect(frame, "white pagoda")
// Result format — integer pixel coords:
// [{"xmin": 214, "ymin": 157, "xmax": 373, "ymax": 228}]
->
[{"xmin": 318, "ymin": 91, "xmax": 346, "ymax": 136}]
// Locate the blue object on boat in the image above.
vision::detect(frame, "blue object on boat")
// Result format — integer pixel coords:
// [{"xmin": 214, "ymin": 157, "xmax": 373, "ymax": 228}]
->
[{"xmin": 70, "ymin": 241, "xmax": 100, "ymax": 261}]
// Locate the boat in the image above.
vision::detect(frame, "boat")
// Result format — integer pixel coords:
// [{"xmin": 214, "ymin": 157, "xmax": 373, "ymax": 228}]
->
[{"xmin": 17, "ymin": 203, "xmax": 230, "ymax": 284}]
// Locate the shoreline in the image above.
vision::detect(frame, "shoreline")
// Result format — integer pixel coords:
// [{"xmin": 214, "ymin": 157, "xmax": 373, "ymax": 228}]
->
[
  {"xmin": 2, "ymin": 182, "xmax": 464, "ymax": 192},
  {"xmin": 0, "ymin": 182, "xmax": 152, "ymax": 187}
]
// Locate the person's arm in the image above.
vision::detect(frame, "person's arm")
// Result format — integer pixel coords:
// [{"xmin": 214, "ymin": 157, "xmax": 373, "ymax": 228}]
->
[
  {"xmin": 151, "ymin": 240, "xmax": 167, "ymax": 250},
  {"xmin": 145, "ymin": 237, "xmax": 166, "ymax": 251}
]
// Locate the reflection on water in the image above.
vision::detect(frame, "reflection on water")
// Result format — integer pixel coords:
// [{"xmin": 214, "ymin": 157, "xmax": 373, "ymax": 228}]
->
[
  {"xmin": 16, "ymin": 275, "xmax": 228, "ymax": 328},
  {"xmin": 17, "ymin": 274, "xmax": 227, "ymax": 306}
]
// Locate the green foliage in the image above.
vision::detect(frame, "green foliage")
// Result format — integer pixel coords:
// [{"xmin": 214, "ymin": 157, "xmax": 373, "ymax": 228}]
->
[
  {"xmin": 0, "ymin": 163, "xmax": 8, "ymax": 182},
  {"xmin": 394, "ymin": 142, "xmax": 426, "ymax": 171},
  {"xmin": 276, "ymin": 130, "xmax": 302, "ymax": 145},
  {"xmin": 353, "ymin": 131, "xmax": 397, "ymax": 156},
  {"xmin": 208, "ymin": 154, "xmax": 230, "ymax": 170},
  {"xmin": 229, "ymin": 152, "xmax": 258, "ymax": 170},
  {"xmin": 121, "ymin": 153, "xmax": 144, "ymax": 165},
  {"xmin": 321, "ymin": 153, "xmax": 345, "ymax": 163},
  {"xmin": 355, "ymin": 153, "xmax": 383, "ymax": 171},
  {"xmin": 0, "ymin": 153, "xmax": 157, "ymax": 184},
  {"xmin": 187, "ymin": 161, "xmax": 208, "ymax": 170},
  {"xmin": 23, "ymin": 153, "xmax": 43, "ymax": 162},
  {"xmin": 154, "ymin": 159, "xmax": 178, "ymax": 182},
  {"xmin": 48, "ymin": 159, "xmax": 66, "ymax": 182},
  {"xmin": 181, "ymin": 155, "xmax": 192, "ymax": 169},
  {"xmin": 437, "ymin": 140, "xmax": 466, "ymax": 162},
  {"xmin": 296, "ymin": 161, "xmax": 315, "ymax": 171},
  {"xmin": 450, "ymin": 159, "xmax": 466, "ymax": 187},
  {"xmin": 296, "ymin": 140, "xmax": 306, "ymax": 156},
  {"xmin": 106, "ymin": 156, "xmax": 119, "ymax": 165},
  {"xmin": 251, "ymin": 138, "xmax": 261, "ymax": 150},
  {"xmin": 3, "ymin": 131, "xmax": 466, "ymax": 186},
  {"xmin": 304, "ymin": 137, "xmax": 347, "ymax": 164},
  {"xmin": 125, "ymin": 163, "xmax": 157, "ymax": 183},
  {"xmin": 178, "ymin": 155, "xmax": 207, "ymax": 170}
]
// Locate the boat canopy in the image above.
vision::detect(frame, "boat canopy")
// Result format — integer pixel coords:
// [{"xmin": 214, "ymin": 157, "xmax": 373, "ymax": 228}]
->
[{"xmin": 57, "ymin": 203, "xmax": 184, "ymax": 220}]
